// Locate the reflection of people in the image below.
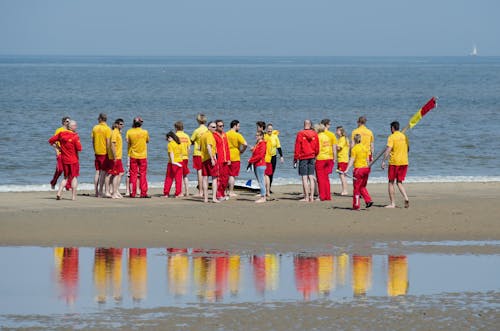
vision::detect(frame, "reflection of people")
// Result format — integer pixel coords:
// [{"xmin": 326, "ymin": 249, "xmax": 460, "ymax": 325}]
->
[
  {"xmin": 48, "ymin": 120, "xmax": 82, "ymax": 201},
  {"xmin": 382, "ymin": 121, "xmax": 410, "ymax": 208},
  {"xmin": 315, "ymin": 124, "xmax": 333, "ymax": 201},
  {"xmin": 50, "ymin": 116, "xmax": 71, "ymax": 191},
  {"xmin": 352, "ymin": 255, "xmax": 372, "ymax": 297},
  {"xmin": 174, "ymin": 121, "xmax": 192, "ymax": 197},
  {"xmin": 93, "ymin": 248, "xmax": 123, "ymax": 303},
  {"xmin": 128, "ymin": 248, "xmax": 147, "ymax": 302},
  {"xmin": 294, "ymin": 255, "xmax": 319, "ymax": 301},
  {"xmin": 248, "ymin": 130, "xmax": 267, "ymax": 203},
  {"xmin": 167, "ymin": 248, "xmax": 189, "ymax": 297},
  {"xmin": 336, "ymin": 126, "xmax": 350, "ymax": 196},
  {"xmin": 345, "ymin": 134, "xmax": 373, "ymax": 210},
  {"xmin": 228, "ymin": 255, "xmax": 241, "ymax": 296},
  {"xmin": 226, "ymin": 120, "xmax": 247, "ymax": 197},
  {"xmin": 387, "ymin": 255, "xmax": 409, "ymax": 296},
  {"xmin": 92, "ymin": 113, "xmax": 112, "ymax": 197},
  {"xmin": 56, "ymin": 247, "xmax": 79, "ymax": 305},
  {"xmin": 294, "ymin": 120, "xmax": 320, "ymax": 202},
  {"xmin": 252, "ymin": 254, "xmax": 279, "ymax": 294},
  {"xmin": 126, "ymin": 117, "xmax": 150, "ymax": 198},
  {"xmin": 200, "ymin": 122, "xmax": 219, "ymax": 203},
  {"xmin": 163, "ymin": 131, "xmax": 184, "ymax": 198},
  {"xmin": 317, "ymin": 255, "xmax": 334, "ymax": 297},
  {"xmin": 351, "ymin": 116, "xmax": 374, "ymax": 161},
  {"xmin": 191, "ymin": 114, "xmax": 208, "ymax": 197}
]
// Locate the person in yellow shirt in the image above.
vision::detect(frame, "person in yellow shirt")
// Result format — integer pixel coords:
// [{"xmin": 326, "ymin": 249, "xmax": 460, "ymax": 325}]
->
[
  {"xmin": 381, "ymin": 121, "xmax": 410, "ymax": 208},
  {"xmin": 226, "ymin": 120, "xmax": 248, "ymax": 197},
  {"xmin": 50, "ymin": 116, "xmax": 71, "ymax": 190},
  {"xmin": 190, "ymin": 114, "xmax": 208, "ymax": 197},
  {"xmin": 126, "ymin": 116, "xmax": 150, "ymax": 198},
  {"xmin": 174, "ymin": 121, "xmax": 192, "ymax": 197},
  {"xmin": 91, "ymin": 113, "xmax": 112, "ymax": 197},
  {"xmin": 345, "ymin": 134, "xmax": 373, "ymax": 210},
  {"xmin": 315, "ymin": 124, "xmax": 333, "ymax": 201},
  {"xmin": 335, "ymin": 126, "xmax": 350, "ymax": 196},
  {"xmin": 107, "ymin": 118, "xmax": 125, "ymax": 199},
  {"xmin": 200, "ymin": 122, "xmax": 219, "ymax": 203},
  {"xmin": 265, "ymin": 123, "xmax": 284, "ymax": 193},
  {"xmin": 351, "ymin": 116, "xmax": 374, "ymax": 161},
  {"xmin": 320, "ymin": 119, "xmax": 337, "ymax": 174},
  {"xmin": 163, "ymin": 131, "xmax": 184, "ymax": 198}
]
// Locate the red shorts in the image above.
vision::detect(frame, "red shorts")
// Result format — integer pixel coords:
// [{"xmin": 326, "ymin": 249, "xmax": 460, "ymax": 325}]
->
[
  {"xmin": 63, "ymin": 163, "xmax": 80, "ymax": 181},
  {"xmin": 228, "ymin": 161, "xmax": 241, "ymax": 177},
  {"xmin": 202, "ymin": 159, "xmax": 219, "ymax": 177},
  {"xmin": 182, "ymin": 159, "xmax": 190, "ymax": 176},
  {"xmin": 193, "ymin": 155, "xmax": 202, "ymax": 170},
  {"xmin": 108, "ymin": 159, "xmax": 124, "ymax": 175},
  {"xmin": 388, "ymin": 165, "xmax": 408, "ymax": 182},
  {"xmin": 95, "ymin": 154, "xmax": 110, "ymax": 171},
  {"xmin": 337, "ymin": 162, "xmax": 348, "ymax": 172},
  {"xmin": 265, "ymin": 162, "xmax": 273, "ymax": 176}
]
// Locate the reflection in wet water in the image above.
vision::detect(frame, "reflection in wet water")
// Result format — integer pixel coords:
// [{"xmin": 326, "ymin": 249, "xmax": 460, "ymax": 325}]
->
[{"xmin": 0, "ymin": 247, "xmax": 499, "ymax": 316}]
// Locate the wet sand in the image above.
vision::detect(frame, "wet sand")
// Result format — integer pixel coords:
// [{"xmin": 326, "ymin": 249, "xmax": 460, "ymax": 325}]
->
[{"xmin": 0, "ymin": 182, "xmax": 499, "ymax": 253}]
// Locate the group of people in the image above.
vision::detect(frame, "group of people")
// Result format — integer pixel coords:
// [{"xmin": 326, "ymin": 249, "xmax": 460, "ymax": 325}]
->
[{"xmin": 48, "ymin": 113, "xmax": 410, "ymax": 209}]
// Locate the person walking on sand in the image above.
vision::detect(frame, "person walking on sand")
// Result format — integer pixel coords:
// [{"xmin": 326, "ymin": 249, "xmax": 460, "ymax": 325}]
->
[
  {"xmin": 315, "ymin": 124, "xmax": 333, "ymax": 201},
  {"xmin": 48, "ymin": 120, "xmax": 82, "ymax": 201},
  {"xmin": 191, "ymin": 114, "xmax": 208, "ymax": 197},
  {"xmin": 92, "ymin": 113, "xmax": 112, "ymax": 197},
  {"xmin": 226, "ymin": 120, "xmax": 247, "ymax": 197},
  {"xmin": 351, "ymin": 116, "xmax": 374, "ymax": 162},
  {"xmin": 345, "ymin": 134, "xmax": 373, "ymax": 210},
  {"xmin": 107, "ymin": 118, "xmax": 125, "ymax": 199},
  {"xmin": 336, "ymin": 126, "xmax": 350, "ymax": 196},
  {"xmin": 213, "ymin": 119, "xmax": 231, "ymax": 201},
  {"xmin": 163, "ymin": 131, "xmax": 184, "ymax": 198},
  {"xmin": 248, "ymin": 130, "xmax": 267, "ymax": 203},
  {"xmin": 50, "ymin": 116, "xmax": 72, "ymax": 191},
  {"xmin": 200, "ymin": 121, "xmax": 219, "ymax": 203},
  {"xmin": 293, "ymin": 120, "xmax": 320, "ymax": 202},
  {"xmin": 265, "ymin": 123, "xmax": 284, "ymax": 193},
  {"xmin": 126, "ymin": 116, "xmax": 150, "ymax": 198},
  {"xmin": 174, "ymin": 121, "xmax": 192, "ymax": 196},
  {"xmin": 381, "ymin": 121, "xmax": 410, "ymax": 208}
]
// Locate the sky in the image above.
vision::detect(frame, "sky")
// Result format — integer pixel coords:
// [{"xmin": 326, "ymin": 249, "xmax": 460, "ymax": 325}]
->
[{"xmin": 0, "ymin": 0, "xmax": 498, "ymax": 56}]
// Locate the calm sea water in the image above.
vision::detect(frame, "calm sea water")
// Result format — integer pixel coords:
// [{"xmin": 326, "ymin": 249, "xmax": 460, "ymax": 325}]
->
[{"xmin": 1, "ymin": 56, "xmax": 499, "ymax": 191}]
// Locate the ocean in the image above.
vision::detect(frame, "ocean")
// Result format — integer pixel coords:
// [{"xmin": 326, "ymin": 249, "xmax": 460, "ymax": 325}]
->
[{"xmin": 1, "ymin": 55, "xmax": 499, "ymax": 192}]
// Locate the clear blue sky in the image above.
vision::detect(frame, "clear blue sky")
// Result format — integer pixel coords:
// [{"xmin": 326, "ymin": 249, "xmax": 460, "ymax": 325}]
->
[{"xmin": 1, "ymin": 0, "xmax": 498, "ymax": 56}]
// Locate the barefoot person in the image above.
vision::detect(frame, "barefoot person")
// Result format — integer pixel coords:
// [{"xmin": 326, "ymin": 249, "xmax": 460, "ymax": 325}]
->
[
  {"xmin": 248, "ymin": 130, "xmax": 267, "ymax": 203},
  {"xmin": 381, "ymin": 121, "xmax": 410, "ymax": 208},
  {"xmin": 200, "ymin": 122, "xmax": 219, "ymax": 203},
  {"xmin": 108, "ymin": 119, "xmax": 125, "ymax": 199},
  {"xmin": 126, "ymin": 116, "xmax": 150, "ymax": 198},
  {"xmin": 48, "ymin": 120, "xmax": 82, "ymax": 201},
  {"xmin": 50, "ymin": 116, "xmax": 71, "ymax": 191},
  {"xmin": 336, "ymin": 126, "xmax": 350, "ymax": 196},
  {"xmin": 226, "ymin": 120, "xmax": 247, "ymax": 197},
  {"xmin": 315, "ymin": 124, "xmax": 333, "ymax": 201},
  {"xmin": 163, "ymin": 131, "xmax": 184, "ymax": 198},
  {"xmin": 92, "ymin": 113, "xmax": 112, "ymax": 197},
  {"xmin": 345, "ymin": 134, "xmax": 373, "ymax": 210},
  {"xmin": 191, "ymin": 114, "xmax": 208, "ymax": 197},
  {"xmin": 293, "ymin": 120, "xmax": 319, "ymax": 202},
  {"xmin": 174, "ymin": 121, "xmax": 192, "ymax": 196}
]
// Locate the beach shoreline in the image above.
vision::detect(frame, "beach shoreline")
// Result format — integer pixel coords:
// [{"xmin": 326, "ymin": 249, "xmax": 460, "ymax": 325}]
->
[{"xmin": 1, "ymin": 182, "xmax": 499, "ymax": 254}]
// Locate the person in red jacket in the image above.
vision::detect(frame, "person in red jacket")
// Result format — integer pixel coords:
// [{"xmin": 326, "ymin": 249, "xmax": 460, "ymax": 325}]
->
[
  {"xmin": 48, "ymin": 120, "xmax": 82, "ymax": 201},
  {"xmin": 214, "ymin": 120, "xmax": 231, "ymax": 201},
  {"xmin": 294, "ymin": 120, "xmax": 320, "ymax": 202},
  {"xmin": 248, "ymin": 131, "xmax": 267, "ymax": 203}
]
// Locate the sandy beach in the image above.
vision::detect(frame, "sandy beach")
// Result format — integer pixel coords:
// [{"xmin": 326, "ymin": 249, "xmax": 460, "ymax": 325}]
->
[{"xmin": 1, "ymin": 182, "xmax": 499, "ymax": 253}]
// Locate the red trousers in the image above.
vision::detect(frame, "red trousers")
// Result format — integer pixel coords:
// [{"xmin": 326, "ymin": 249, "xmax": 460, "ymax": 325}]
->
[
  {"xmin": 315, "ymin": 159, "xmax": 332, "ymax": 200},
  {"xmin": 163, "ymin": 163, "xmax": 183, "ymax": 196},
  {"xmin": 217, "ymin": 162, "xmax": 229, "ymax": 199},
  {"xmin": 51, "ymin": 154, "xmax": 71, "ymax": 190},
  {"xmin": 129, "ymin": 157, "xmax": 148, "ymax": 197},
  {"xmin": 352, "ymin": 167, "xmax": 372, "ymax": 209}
]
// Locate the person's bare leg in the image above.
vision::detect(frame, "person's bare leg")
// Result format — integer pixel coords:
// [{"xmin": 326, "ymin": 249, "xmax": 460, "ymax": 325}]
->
[
  {"xmin": 104, "ymin": 174, "xmax": 112, "ymax": 198},
  {"xmin": 397, "ymin": 181, "xmax": 409, "ymax": 208},
  {"xmin": 340, "ymin": 173, "xmax": 348, "ymax": 195},
  {"xmin": 385, "ymin": 181, "xmax": 396, "ymax": 208},
  {"xmin": 183, "ymin": 176, "xmax": 189, "ymax": 196},
  {"xmin": 212, "ymin": 178, "xmax": 219, "ymax": 203},
  {"xmin": 94, "ymin": 170, "xmax": 100, "ymax": 197},
  {"xmin": 112, "ymin": 175, "xmax": 123, "ymax": 199},
  {"xmin": 197, "ymin": 170, "xmax": 203, "ymax": 197},
  {"xmin": 300, "ymin": 176, "xmax": 309, "ymax": 201},
  {"xmin": 228, "ymin": 176, "xmax": 237, "ymax": 197},
  {"xmin": 57, "ymin": 179, "xmax": 66, "ymax": 199},
  {"xmin": 202, "ymin": 176, "xmax": 209, "ymax": 203},
  {"xmin": 71, "ymin": 177, "xmax": 78, "ymax": 200},
  {"xmin": 265, "ymin": 175, "xmax": 270, "ymax": 197},
  {"xmin": 308, "ymin": 175, "xmax": 316, "ymax": 202}
]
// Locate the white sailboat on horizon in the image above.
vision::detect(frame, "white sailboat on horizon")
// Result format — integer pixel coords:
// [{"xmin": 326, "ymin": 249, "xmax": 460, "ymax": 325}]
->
[{"xmin": 470, "ymin": 45, "xmax": 478, "ymax": 56}]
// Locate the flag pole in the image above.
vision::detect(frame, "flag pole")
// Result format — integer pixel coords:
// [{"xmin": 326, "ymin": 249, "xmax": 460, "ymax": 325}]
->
[{"xmin": 369, "ymin": 97, "xmax": 437, "ymax": 168}]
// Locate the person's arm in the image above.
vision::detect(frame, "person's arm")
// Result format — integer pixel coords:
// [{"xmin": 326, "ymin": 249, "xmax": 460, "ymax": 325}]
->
[
  {"xmin": 207, "ymin": 143, "xmax": 216, "ymax": 165},
  {"xmin": 381, "ymin": 146, "xmax": 391, "ymax": 169},
  {"xmin": 345, "ymin": 156, "xmax": 355, "ymax": 174}
]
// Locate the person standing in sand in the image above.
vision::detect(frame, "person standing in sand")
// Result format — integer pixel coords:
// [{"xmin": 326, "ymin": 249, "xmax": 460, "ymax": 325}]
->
[
  {"xmin": 336, "ymin": 126, "xmax": 350, "ymax": 196},
  {"xmin": 381, "ymin": 121, "xmax": 410, "ymax": 208},
  {"xmin": 213, "ymin": 119, "xmax": 231, "ymax": 201},
  {"xmin": 107, "ymin": 119, "xmax": 125, "ymax": 199},
  {"xmin": 265, "ymin": 123, "xmax": 284, "ymax": 193},
  {"xmin": 293, "ymin": 120, "xmax": 320, "ymax": 202},
  {"xmin": 226, "ymin": 120, "xmax": 247, "ymax": 197},
  {"xmin": 174, "ymin": 121, "xmax": 192, "ymax": 197},
  {"xmin": 351, "ymin": 116, "xmax": 374, "ymax": 162},
  {"xmin": 92, "ymin": 113, "xmax": 112, "ymax": 197},
  {"xmin": 163, "ymin": 131, "xmax": 184, "ymax": 198},
  {"xmin": 191, "ymin": 114, "xmax": 208, "ymax": 197},
  {"xmin": 200, "ymin": 121, "xmax": 219, "ymax": 203},
  {"xmin": 126, "ymin": 116, "xmax": 150, "ymax": 198},
  {"xmin": 50, "ymin": 116, "xmax": 72, "ymax": 191},
  {"xmin": 345, "ymin": 134, "xmax": 373, "ymax": 210},
  {"xmin": 315, "ymin": 124, "xmax": 333, "ymax": 201},
  {"xmin": 320, "ymin": 119, "xmax": 337, "ymax": 175},
  {"xmin": 48, "ymin": 120, "xmax": 82, "ymax": 201},
  {"xmin": 248, "ymin": 130, "xmax": 267, "ymax": 203}
]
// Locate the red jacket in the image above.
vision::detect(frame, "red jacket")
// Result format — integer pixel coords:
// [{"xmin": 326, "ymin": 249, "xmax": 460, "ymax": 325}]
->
[
  {"xmin": 248, "ymin": 140, "xmax": 266, "ymax": 167},
  {"xmin": 49, "ymin": 130, "xmax": 82, "ymax": 164},
  {"xmin": 214, "ymin": 131, "xmax": 230, "ymax": 163},
  {"xmin": 294, "ymin": 129, "xmax": 319, "ymax": 161}
]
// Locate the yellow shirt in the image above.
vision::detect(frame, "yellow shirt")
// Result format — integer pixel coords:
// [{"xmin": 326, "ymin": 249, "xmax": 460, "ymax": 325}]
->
[
  {"xmin": 108, "ymin": 128, "xmax": 123, "ymax": 160},
  {"xmin": 325, "ymin": 129, "xmax": 338, "ymax": 146},
  {"xmin": 387, "ymin": 131, "xmax": 409, "ymax": 166},
  {"xmin": 126, "ymin": 127, "xmax": 149, "ymax": 159},
  {"xmin": 226, "ymin": 130, "xmax": 247, "ymax": 162},
  {"xmin": 316, "ymin": 132, "xmax": 334, "ymax": 161},
  {"xmin": 190, "ymin": 125, "xmax": 207, "ymax": 157},
  {"xmin": 264, "ymin": 133, "xmax": 281, "ymax": 162},
  {"xmin": 337, "ymin": 136, "xmax": 349, "ymax": 163},
  {"xmin": 351, "ymin": 144, "xmax": 369, "ymax": 168},
  {"xmin": 351, "ymin": 125, "xmax": 373, "ymax": 155},
  {"xmin": 167, "ymin": 141, "xmax": 183, "ymax": 163},
  {"xmin": 200, "ymin": 131, "xmax": 216, "ymax": 162},
  {"xmin": 91, "ymin": 122, "xmax": 112, "ymax": 155},
  {"xmin": 176, "ymin": 131, "xmax": 192, "ymax": 160}
]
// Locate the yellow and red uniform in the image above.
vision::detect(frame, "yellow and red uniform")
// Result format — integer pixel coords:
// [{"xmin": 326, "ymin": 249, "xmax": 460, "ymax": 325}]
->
[
  {"xmin": 126, "ymin": 127, "xmax": 150, "ymax": 198},
  {"xmin": 336, "ymin": 135, "xmax": 349, "ymax": 171},
  {"xmin": 163, "ymin": 141, "xmax": 184, "ymax": 196},
  {"xmin": 191, "ymin": 125, "xmax": 207, "ymax": 170},
  {"xmin": 351, "ymin": 125, "xmax": 373, "ymax": 158},
  {"xmin": 200, "ymin": 131, "xmax": 218, "ymax": 177},
  {"xmin": 350, "ymin": 144, "xmax": 372, "ymax": 210},
  {"xmin": 316, "ymin": 132, "xmax": 334, "ymax": 201},
  {"xmin": 387, "ymin": 130, "xmax": 409, "ymax": 182}
]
